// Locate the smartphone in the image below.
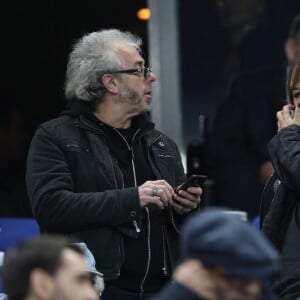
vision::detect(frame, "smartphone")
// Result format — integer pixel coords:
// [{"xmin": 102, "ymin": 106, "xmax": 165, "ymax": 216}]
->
[{"xmin": 174, "ymin": 174, "xmax": 208, "ymax": 193}]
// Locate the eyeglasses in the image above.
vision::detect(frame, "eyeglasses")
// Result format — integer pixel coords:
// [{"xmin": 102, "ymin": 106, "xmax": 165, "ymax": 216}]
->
[{"xmin": 110, "ymin": 66, "xmax": 152, "ymax": 79}]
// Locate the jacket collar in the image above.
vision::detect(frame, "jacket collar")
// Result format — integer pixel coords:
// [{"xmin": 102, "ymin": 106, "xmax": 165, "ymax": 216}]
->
[{"xmin": 61, "ymin": 98, "xmax": 155, "ymax": 131}]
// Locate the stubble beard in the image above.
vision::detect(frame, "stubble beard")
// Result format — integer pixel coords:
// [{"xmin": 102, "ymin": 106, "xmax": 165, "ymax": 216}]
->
[{"xmin": 119, "ymin": 83, "xmax": 142, "ymax": 105}]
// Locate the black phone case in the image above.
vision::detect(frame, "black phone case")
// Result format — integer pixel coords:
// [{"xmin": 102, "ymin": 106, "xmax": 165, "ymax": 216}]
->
[{"xmin": 175, "ymin": 175, "xmax": 207, "ymax": 193}]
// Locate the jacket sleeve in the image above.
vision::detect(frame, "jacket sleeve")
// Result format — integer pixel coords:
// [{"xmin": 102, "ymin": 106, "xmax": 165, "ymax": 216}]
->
[
  {"xmin": 26, "ymin": 126, "xmax": 141, "ymax": 232},
  {"xmin": 268, "ymin": 124, "xmax": 300, "ymax": 195}
]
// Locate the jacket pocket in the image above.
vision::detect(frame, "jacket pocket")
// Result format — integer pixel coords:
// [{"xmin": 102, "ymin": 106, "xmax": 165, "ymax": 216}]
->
[
  {"xmin": 157, "ymin": 154, "xmax": 176, "ymax": 159},
  {"xmin": 63, "ymin": 139, "xmax": 90, "ymax": 153}
]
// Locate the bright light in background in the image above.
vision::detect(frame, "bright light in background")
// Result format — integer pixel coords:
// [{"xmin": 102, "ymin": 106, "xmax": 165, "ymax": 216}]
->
[{"xmin": 137, "ymin": 8, "xmax": 151, "ymax": 21}]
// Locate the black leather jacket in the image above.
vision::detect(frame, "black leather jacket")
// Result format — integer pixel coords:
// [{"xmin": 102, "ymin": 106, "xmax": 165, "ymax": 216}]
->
[
  {"xmin": 26, "ymin": 112, "xmax": 186, "ymax": 280},
  {"xmin": 261, "ymin": 125, "xmax": 300, "ymax": 298}
]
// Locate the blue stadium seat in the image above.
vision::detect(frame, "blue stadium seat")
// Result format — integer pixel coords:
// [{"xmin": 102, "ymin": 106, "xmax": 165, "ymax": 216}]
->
[
  {"xmin": 0, "ymin": 218, "xmax": 40, "ymax": 293},
  {"xmin": 251, "ymin": 215, "xmax": 260, "ymax": 231}
]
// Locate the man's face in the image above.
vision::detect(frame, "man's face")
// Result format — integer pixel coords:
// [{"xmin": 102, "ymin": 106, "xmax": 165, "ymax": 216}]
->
[
  {"xmin": 114, "ymin": 44, "xmax": 156, "ymax": 115},
  {"xmin": 214, "ymin": 270, "xmax": 261, "ymax": 300},
  {"xmin": 51, "ymin": 249, "xmax": 98, "ymax": 300}
]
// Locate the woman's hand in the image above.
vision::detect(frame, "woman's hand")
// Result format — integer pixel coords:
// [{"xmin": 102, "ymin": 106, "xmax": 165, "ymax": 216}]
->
[{"xmin": 276, "ymin": 104, "xmax": 300, "ymax": 131}]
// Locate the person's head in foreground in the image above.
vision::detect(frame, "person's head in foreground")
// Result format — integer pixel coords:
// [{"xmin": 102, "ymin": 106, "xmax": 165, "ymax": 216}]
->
[
  {"xmin": 73, "ymin": 242, "xmax": 104, "ymax": 297},
  {"xmin": 2, "ymin": 235, "xmax": 99, "ymax": 300},
  {"xmin": 175, "ymin": 207, "xmax": 281, "ymax": 300}
]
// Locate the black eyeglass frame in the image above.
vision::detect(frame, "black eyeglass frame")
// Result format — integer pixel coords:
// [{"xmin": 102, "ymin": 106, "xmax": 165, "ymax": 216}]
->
[{"xmin": 110, "ymin": 66, "xmax": 152, "ymax": 79}]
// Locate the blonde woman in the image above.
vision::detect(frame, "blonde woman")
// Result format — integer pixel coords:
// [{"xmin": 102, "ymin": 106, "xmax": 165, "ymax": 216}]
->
[{"xmin": 261, "ymin": 60, "xmax": 300, "ymax": 299}]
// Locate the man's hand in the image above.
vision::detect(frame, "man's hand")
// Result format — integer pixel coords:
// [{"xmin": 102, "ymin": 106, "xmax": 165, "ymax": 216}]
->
[
  {"xmin": 171, "ymin": 186, "xmax": 202, "ymax": 215},
  {"xmin": 138, "ymin": 180, "xmax": 174, "ymax": 209}
]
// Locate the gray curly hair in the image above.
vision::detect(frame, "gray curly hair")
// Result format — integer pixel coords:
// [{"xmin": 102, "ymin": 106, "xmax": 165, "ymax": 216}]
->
[{"xmin": 64, "ymin": 29, "xmax": 142, "ymax": 102}]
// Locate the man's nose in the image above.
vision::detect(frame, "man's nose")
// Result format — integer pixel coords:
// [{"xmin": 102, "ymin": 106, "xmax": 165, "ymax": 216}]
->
[{"xmin": 148, "ymin": 71, "xmax": 156, "ymax": 82}]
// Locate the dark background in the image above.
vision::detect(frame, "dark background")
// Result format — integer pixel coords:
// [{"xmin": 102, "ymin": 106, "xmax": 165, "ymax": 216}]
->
[
  {"xmin": 180, "ymin": 0, "xmax": 300, "ymax": 144},
  {"xmin": 3, "ymin": 0, "xmax": 148, "ymax": 129},
  {"xmin": 1, "ymin": 0, "xmax": 300, "ymax": 216},
  {"xmin": 1, "ymin": 0, "xmax": 148, "ymax": 216}
]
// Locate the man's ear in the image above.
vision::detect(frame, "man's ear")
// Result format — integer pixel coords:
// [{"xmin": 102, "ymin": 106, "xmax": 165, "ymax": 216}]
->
[
  {"xmin": 30, "ymin": 269, "xmax": 54, "ymax": 299},
  {"xmin": 101, "ymin": 74, "xmax": 119, "ymax": 94},
  {"xmin": 284, "ymin": 38, "xmax": 296, "ymax": 63}
]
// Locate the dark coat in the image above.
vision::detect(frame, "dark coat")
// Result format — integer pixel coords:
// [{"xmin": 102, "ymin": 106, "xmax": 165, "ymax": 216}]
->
[
  {"xmin": 261, "ymin": 125, "xmax": 300, "ymax": 298},
  {"xmin": 150, "ymin": 280, "xmax": 277, "ymax": 300},
  {"xmin": 209, "ymin": 67, "xmax": 286, "ymax": 218},
  {"xmin": 150, "ymin": 282, "xmax": 201, "ymax": 300},
  {"xmin": 26, "ymin": 112, "xmax": 186, "ymax": 280}
]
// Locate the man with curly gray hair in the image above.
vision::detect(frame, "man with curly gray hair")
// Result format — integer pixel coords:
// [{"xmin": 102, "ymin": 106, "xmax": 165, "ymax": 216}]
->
[{"xmin": 26, "ymin": 29, "xmax": 202, "ymax": 300}]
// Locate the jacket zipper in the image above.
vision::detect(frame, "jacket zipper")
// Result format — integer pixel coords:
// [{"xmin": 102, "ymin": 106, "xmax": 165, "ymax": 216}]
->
[
  {"xmin": 157, "ymin": 154, "xmax": 175, "ymax": 158},
  {"xmin": 169, "ymin": 206, "xmax": 180, "ymax": 234},
  {"xmin": 161, "ymin": 225, "xmax": 169, "ymax": 277},
  {"xmin": 113, "ymin": 128, "xmax": 141, "ymax": 231},
  {"xmin": 133, "ymin": 220, "xmax": 141, "ymax": 233},
  {"xmin": 260, "ymin": 173, "xmax": 275, "ymax": 207},
  {"xmin": 259, "ymin": 173, "xmax": 277, "ymax": 225},
  {"xmin": 112, "ymin": 128, "xmax": 140, "ymax": 181},
  {"xmin": 139, "ymin": 206, "xmax": 151, "ymax": 300},
  {"xmin": 79, "ymin": 117, "xmax": 167, "ymax": 287},
  {"xmin": 114, "ymin": 128, "xmax": 153, "ymax": 299}
]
